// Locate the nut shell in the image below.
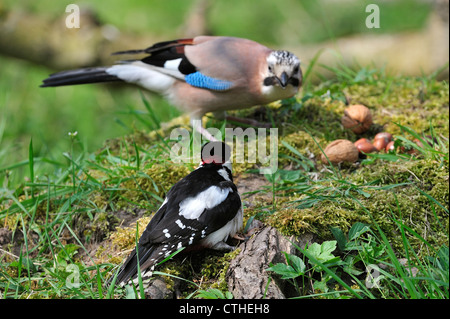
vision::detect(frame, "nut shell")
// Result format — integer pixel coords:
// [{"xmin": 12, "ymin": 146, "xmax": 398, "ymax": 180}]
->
[
  {"xmin": 341, "ymin": 104, "xmax": 373, "ymax": 134},
  {"xmin": 321, "ymin": 139, "xmax": 359, "ymax": 164}
]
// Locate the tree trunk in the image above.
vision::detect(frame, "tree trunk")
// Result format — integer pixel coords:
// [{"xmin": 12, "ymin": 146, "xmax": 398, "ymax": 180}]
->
[{"xmin": 226, "ymin": 225, "xmax": 315, "ymax": 299}]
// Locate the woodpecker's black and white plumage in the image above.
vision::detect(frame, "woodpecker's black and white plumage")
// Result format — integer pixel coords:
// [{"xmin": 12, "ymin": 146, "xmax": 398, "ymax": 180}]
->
[{"xmin": 114, "ymin": 142, "xmax": 242, "ymax": 285}]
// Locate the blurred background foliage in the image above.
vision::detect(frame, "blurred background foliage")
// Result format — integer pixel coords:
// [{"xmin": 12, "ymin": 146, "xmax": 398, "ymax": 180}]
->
[
  {"xmin": 0, "ymin": 0, "xmax": 448, "ymax": 187},
  {"xmin": 1, "ymin": 0, "xmax": 433, "ymax": 43}
]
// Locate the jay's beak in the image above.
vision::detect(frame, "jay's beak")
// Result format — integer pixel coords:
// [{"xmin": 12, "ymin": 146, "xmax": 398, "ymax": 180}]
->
[{"xmin": 278, "ymin": 71, "xmax": 289, "ymax": 89}]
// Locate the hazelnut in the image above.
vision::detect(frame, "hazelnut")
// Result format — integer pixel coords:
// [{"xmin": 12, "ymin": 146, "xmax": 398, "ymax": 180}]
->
[
  {"xmin": 385, "ymin": 140, "xmax": 396, "ymax": 152},
  {"xmin": 341, "ymin": 104, "xmax": 373, "ymax": 134},
  {"xmin": 354, "ymin": 138, "xmax": 377, "ymax": 153},
  {"xmin": 321, "ymin": 139, "xmax": 359, "ymax": 164},
  {"xmin": 408, "ymin": 138, "xmax": 423, "ymax": 155},
  {"xmin": 385, "ymin": 140, "xmax": 407, "ymax": 153},
  {"xmin": 373, "ymin": 137, "xmax": 389, "ymax": 151},
  {"xmin": 373, "ymin": 132, "xmax": 393, "ymax": 151},
  {"xmin": 374, "ymin": 132, "xmax": 393, "ymax": 142},
  {"xmin": 413, "ymin": 138, "xmax": 424, "ymax": 148},
  {"xmin": 354, "ymin": 138, "xmax": 370, "ymax": 146}
]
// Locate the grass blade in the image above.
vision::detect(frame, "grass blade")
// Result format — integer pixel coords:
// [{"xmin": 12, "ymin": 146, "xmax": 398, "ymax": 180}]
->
[{"xmin": 28, "ymin": 139, "xmax": 34, "ymax": 200}]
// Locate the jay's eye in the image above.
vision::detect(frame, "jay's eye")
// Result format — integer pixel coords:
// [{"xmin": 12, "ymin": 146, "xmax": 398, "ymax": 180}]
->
[{"xmin": 41, "ymin": 36, "xmax": 302, "ymax": 143}]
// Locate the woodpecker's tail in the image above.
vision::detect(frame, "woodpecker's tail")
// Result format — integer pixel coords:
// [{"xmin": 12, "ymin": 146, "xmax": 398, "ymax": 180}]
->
[
  {"xmin": 40, "ymin": 67, "xmax": 123, "ymax": 87},
  {"xmin": 112, "ymin": 244, "xmax": 162, "ymax": 286}
]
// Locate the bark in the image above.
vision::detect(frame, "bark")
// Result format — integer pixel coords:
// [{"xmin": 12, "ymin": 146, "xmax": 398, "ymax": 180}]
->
[
  {"xmin": 0, "ymin": 8, "xmax": 156, "ymax": 70},
  {"xmin": 226, "ymin": 225, "xmax": 315, "ymax": 299},
  {"xmin": 0, "ymin": 1, "xmax": 211, "ymax": 71}
]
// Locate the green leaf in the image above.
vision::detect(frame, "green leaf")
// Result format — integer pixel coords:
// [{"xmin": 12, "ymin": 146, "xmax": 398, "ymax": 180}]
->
[
  {"xmin": 434, "ymin": 245, "xmax": 449, "ymax": 273},
  {"xmin": 306, "ymin": 242, "xmax": 321, "ymax": 257},
  {"xmin": 10, "ymin": 257, "xmax": 37, "ymax": 273},
  {"xmin": 321, "ymin": 241, "xmax": 337, "ymax": 257},
  {"xmin": 266, "ymin": 263, "xmax": 299, "ymax": 279},
  {"xmin": 124, "ymin": 285, "xmax": 137, "ymax": 299},
  {"xmin": 278, "ymin": 170, "xmax": 303, "ymax": 184},
  {"xmin": 57, "ymin": 244, "xmax": 80, "ymax": 263},
  {"xmin": 267, "ymin": 252, "xmax": 306, "ymax": 279},
  {"xmin": 195, "ymin": 288, "xmax": 233, "ymax": 299},
  {"xmin": 330, "ymin": 227, "xmax": 347, "ymax": 251},
  {"xmin": 348, "ymin": 222, "xmax": 370, "ymax": 241},
  {"xmin": 313, "ymin": 278, "xmax": 329, "ymax": 293},
  {"xmin": 287, "ymin": 253, "xmax": 306, "ymax": 275},
  {"xmin": 306, "ymin": 241, "xmax": 338, "ymax": 267},
  {"xmin": 28, "ymin": 138, "xmax": 34, "ymax": 183}
]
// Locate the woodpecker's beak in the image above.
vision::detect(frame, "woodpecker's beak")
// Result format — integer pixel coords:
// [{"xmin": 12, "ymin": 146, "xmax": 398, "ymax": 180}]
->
[{"xmin": 278, "ymin": 71, "xmax": 289, "ymax": 89}]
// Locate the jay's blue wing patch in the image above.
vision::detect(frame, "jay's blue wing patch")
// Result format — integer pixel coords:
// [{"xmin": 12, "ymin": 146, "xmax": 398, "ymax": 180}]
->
[
  {"xmin": 113, "ymin": 38, "xmax": 233, "ymax": 91},
  {"xmin": 185, "ymin": 72, "xmax": 233, "ymax": 91}
]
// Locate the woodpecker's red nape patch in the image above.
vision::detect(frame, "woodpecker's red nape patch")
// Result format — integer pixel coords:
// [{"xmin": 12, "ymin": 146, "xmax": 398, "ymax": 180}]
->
[
  {"xmin": 201, "ymin": 141, "xmax": 231, "ymax": 166},
  {"xmin": 202, "ymin": 155, "xmax": 225, "ymax": 165}
]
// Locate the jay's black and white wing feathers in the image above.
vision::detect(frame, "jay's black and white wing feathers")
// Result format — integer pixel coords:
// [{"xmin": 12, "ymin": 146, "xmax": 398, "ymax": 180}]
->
[
  {"xmin": 41, "ymin": 37, "xmax": 235, "ymax": 92},
  {"xmin": 114, "ymin": 163, "xmax": 242, "ymax": 285}
]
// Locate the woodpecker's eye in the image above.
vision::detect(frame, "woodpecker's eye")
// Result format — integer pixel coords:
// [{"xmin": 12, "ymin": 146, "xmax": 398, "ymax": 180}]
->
[
  {"xmin": 293, "ymin": 65, "xmax": 299, "ymax": 74},
  {"xmin": 268, "ymin": 65, "xmax": 273, "ymax": 73}
]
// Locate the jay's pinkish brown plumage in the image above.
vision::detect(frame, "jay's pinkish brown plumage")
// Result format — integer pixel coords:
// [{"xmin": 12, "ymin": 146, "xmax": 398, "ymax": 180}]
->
[{"xmin": 41, "ymin": 36, "xmax": 302, "ymax": 139}]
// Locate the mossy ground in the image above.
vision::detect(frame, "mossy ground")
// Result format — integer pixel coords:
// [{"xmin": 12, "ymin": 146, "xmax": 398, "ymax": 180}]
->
[
  {"xmin": 87, "ymin": 75, "xmax": 448, "ymax": 296},
  {"xmin": 0, "ymin": 71, "xmax": 448, "ymax": 298}
]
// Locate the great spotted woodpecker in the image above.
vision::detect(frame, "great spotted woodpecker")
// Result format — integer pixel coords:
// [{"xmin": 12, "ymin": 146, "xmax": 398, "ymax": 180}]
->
[{"xmin": 114, "ymin": 142, "xmax": 243, "ymax": 285}]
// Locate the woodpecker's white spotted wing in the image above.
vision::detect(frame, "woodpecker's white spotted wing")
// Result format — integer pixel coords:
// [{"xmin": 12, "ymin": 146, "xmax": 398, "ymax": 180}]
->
[{"xmin": 114, "ymin": 163, "xmax": 241, "ymax": 285}]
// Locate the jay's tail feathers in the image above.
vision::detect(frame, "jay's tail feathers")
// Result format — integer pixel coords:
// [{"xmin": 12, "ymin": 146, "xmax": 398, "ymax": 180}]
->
[{"xmin": 40, "ymin": 67, "xmax": 123, "ymax": 87}]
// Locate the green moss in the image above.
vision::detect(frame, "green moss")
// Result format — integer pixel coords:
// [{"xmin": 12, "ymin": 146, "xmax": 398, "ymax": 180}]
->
[
  {"xmin": 344, "ymin": 78, "xmax": 449, "ymax": 135},
  {"xmin": 266, "ymin": 199, "xmax": 372, "ymax": 239},
  {"xmin": 71, "ymin": 162, "xmax": 190, "ymax": 242},
  {"xmin": 285, "ymin": 96, "xmax": 351, "ymax": 140},
  {"xmin": 281, "ymin": 130, "xmax": 324, "ymax": 164},
  {"xmin": 85, "ymin": 161, "xmax": 191, "ymax": 215},
  {"xmin": 4, "ymin": 71, "xmax": 446, "ymax": 298},
  {"xmin": 199, "ymin": 248, "xmax": 241, "ymax": 293},
  {"xmin": 100, "ymin": 114, "xmax": 192, "ymax": 158},
  {"xmin": 117, "ymin": 163, "xmax": 191, "ymax": 207},
  {"xmin": 81, "ymin": 211, "xmax": 120, "ymax": 242},
  {"xmin": 358, "ymin": 188, "xmax": 448, "ymax": 254},
  {"xmin": 264, "ymin": 154, "xmax": 448, "ymax": 256},
  {"xmin": 263, "ymin": 76, "xmax": 448, "ymax": 254},
  {"xmin": 158, "ymin": 259, "xmax": 193, "ymax": 292},
  {"xmin": 109, "ymin": 216, "xmax": 152, "ymax": 251}
]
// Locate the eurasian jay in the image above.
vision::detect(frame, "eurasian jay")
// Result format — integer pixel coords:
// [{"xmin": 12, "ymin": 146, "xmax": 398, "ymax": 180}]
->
[
  {"xmin": 113, "ymin": 141, "xmax": 242, "ymax": 285},
  {"xmin": 41, "ymin": 36, "xmax": 302, "ymax": 139}
]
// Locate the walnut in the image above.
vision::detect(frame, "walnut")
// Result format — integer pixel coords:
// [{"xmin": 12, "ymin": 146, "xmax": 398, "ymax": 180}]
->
[
  {"xmin": 321, "ymin": 139, "xmax": 359, "ymax": 164},
  {"xmin": 341, "ymin": 104, "xmax": 373, "ymax": 134}
]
